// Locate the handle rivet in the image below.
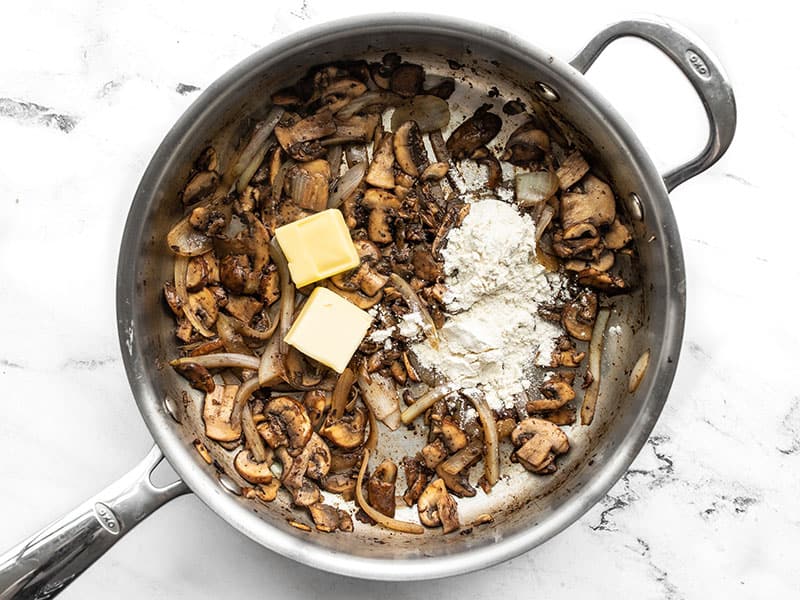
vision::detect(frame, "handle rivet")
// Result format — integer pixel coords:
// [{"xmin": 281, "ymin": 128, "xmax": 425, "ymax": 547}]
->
[
  {"xmin": 218, "ymin": 473, "xmax": 242, "ymax": 496},
  {"xmin": 162, "ymin": 395, "xmax": 181, "ymax": 423},
  {"xmin": 534, "ymin": 81, "xmax": 560, "ymax": 102},
  {"xmin": 627, "ymin": 192, "xmax": 644, "ymax": 221}
]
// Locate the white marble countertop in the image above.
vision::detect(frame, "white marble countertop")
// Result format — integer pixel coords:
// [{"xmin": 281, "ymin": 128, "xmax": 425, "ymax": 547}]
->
[{"xmin": 1, "ymin": 1, "xmax": 797, "ymax": 598}]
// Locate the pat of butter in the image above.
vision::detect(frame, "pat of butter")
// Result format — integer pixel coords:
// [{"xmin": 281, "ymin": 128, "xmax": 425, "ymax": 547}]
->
[
  {"xmin": 274, "ymin": 209, "xmax": 360, "ymax": 288},
  {"xmin": 284, "ymin": 287, "xmax": 373, "ymax": 373}
]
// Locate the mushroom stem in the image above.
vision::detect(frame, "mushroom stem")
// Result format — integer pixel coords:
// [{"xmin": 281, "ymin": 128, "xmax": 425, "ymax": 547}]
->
[
  {"xmin": 462, "ymin": 389, "xmax": 499, "ymax": 487},
  {"xmin": 400, "ymin": 383, "xmax": 456, "ymax": 424},
  {"xmin": 355, "ymin": 449, "xmax": 424, "ymax": 535}
]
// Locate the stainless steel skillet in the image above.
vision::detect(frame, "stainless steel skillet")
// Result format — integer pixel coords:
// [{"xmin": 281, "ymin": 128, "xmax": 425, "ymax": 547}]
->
[{"xmin": 0, "ymin": 14, "xmax": 735, "ymax": 598}]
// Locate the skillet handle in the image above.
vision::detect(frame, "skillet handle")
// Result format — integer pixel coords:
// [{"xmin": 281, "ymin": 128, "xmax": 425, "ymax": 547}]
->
[
  {"xmin": 0, "ymin": 446, "xmax": 188, "ymax": 599},
  {"xmin": 569, "ymin": 18, "xmax": 736, "ymax": 192}
]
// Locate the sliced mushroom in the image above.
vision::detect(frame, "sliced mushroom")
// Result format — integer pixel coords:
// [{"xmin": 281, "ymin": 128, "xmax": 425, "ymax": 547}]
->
[
  {"xmin": 440, "ymin": 416, "xmax": 468, "ymax": 453},
  {"xmin": 603, "ymin": 217, "xmax": 633, "ymax": 250},
  {"xmin": 526, "ymin": 373, "xmax": 577, "ymax": 412},
  {"xmin": 324, "ymin": 282, "xmax": 383, "ymax": 310},
  {"xmin": 329, "ymin": 114, "xmax": 380, "ymax": 144},
  {"xmin": 367, "ymin": 459, "xmax": 397, "ymax": 517},
  {"xmin": 561, "ymin": 291, "xmax": 598, "ymax": 341},
  {"xmin": 258, "ymin": 396, "xmax": 313, "ymax": 456},
  {"xmin": 322, "ymin": 78, "xmax": 367, "ymax": 113},
  {"xmin": 274, "ymin": 109, "xmax": 337, "ymax": 157},
  {"xmin": 424, "ymin": 77, "xmax": 455, "ymax": 100},
  {"xmin": 501, "ymin": 121, "xmax": 550, "ymax": 166},
  {"xmin": 446, "ymin": 105, "xmax": 501, "ymax": 160},
  {"xmin": 435, "ymin": 463, "xmax": 476, "ymax": 498},
  {"xmin": 390, "ymin": 63, "xmax": 424, "ymax": 97},
  {"xmin": 320, "ymin": 406, "xmax": 367, "ymax": 450},
  {"xmin": 203, "ymin": 384, "xmax": 242, "ymax": 442},
  {"xmin": 576, "ymin": 268, "xmax": 629, "ymax": 294},
  {"xmin": 417, "ymin": 479, "xmax": 460, "ymax": 533},
  {"xmin": 303, "ymin": 389, "xmax": 329, "ymax": 430},
  {"xmin": 401, "ymin": 456, "xmax": 429, "ymax": 506},
  {"xmin": 281, "ymin": 432, "xmax": 330, "ymax": 491},
  {"xmin": 368, "ymin": 208, "xmax": 392, "ymax": 245},
  {"xmin": 224, "ymin": 294, "xmax": 263, "ymax": 324},
  {"xmin": 187, "ymin": 287, "xmax": 219, "ymax": 329},
  {"xmin": 321, "ymin": 472, "xmax": 357, "ymax": 499},
  {"xmin": 365, "ymin": 132, "xmax": 395, "ymax": 189},
  {"xmin": 308, "ymin": 502, "xmax": 342, "ymax": 533},
  {"xmin": 258, "ymin": 267, "xmax": 281, "ymax": 305},
  {"xmin": 181, "ymin": 170, "xmax": 219, "ymax": 206},
  {"xmin": 420, "ymin": 438, "xmax": 448, "ymax": 470},
  {"xmin": 471, "ymin": 146, "xmax": 502, "ymax": 189},
  {"xmin": 511, "ymin": 418, "xmax": 570, "ymax": 474},
  {"xmin": 548, "ymin": 336, "xmax": 586, "ymax": 367},
  {"xmin": 163, "ymin": 282, "xmax": 183, "ymax": 316},
  {"xmin": 555, "ymin": 150, "xmax": 590, "ymax": 190},
  {"xmin": 185, "ymin": 256, "xmax": 210, "ymax": 292},
  {"xmin": 285, "ymin": 159, "xmax": 331, "ymax": 211},
  {"xmin": 552, "ymin": 224, "xmax": 601, "ymax": 258},
  {"xmin": 393, "ymin": 120, "xmax": 427, "ymax": 177},
  {"xmin": 234, "ymin": 449, "xmax": 274, "ymax": 484},
  {"xmin": 173, "ymin": 362, "xmax": 215, "ymax": 393},
  {"xmin": 219, "ymin": 254, "xmax": 257, "ymax": 295},
  {"xmin": 560, "ymin": 175, "xmax": 616, "ymax": 230},
  {"xmin": 420, "ymin": 162, "xmax": 449, "ymax": 182}
]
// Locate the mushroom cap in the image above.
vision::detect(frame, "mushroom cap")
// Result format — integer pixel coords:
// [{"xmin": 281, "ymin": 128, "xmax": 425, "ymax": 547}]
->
[
  {"xmin": 320, "ymin": 406, "xmax": 367, "ymax": 450},
  {"xmin": 234, "ymin": 449, "xmax": 274, "ymax": 484},
  {"xmin": 393, "ymin": 120, "xmax": 427, "ymax": 177}
]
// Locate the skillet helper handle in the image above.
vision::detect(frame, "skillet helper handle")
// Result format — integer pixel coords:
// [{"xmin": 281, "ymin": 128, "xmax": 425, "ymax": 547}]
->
[
  {"xmin": 569, "ymin": 18, "xmax": 737, "ymax": 192},
  {"xmin": 0, "ymin": 446, "xmax": 188, "ymax": 600}
]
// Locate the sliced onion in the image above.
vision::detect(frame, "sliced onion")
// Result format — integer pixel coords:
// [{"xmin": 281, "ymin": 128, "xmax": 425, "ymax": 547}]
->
[
  {"xmin": 365, "ymin": 402, "xmax": 378, "ymax": 452},
  {"xmin": 391, "ymin": 95, "xmax": 451, "ymax": 133},
  {"xmin": 241, "ymin": 401, "xmax": 270, "ymax": 463},
  {"xmin": 167, "ymin": 217, "xmax": 213, "ymax": 256},
  {"xmin": 233, "ymin": 304, "xmax": 280, "ymax": 341},
  {"xmin": 236, "ymin": 140, "xmax": 275, "ymax": 193},
  {"xmin": 269, "ymin": 238, "xmax": 294, "ymax": 358},
  {"xmin": 327, "ymin": 144, "xmax": 343, "ymax": 177},
  {"xmin": 216, "ymin": 313, "xmax": 254, "ymax": 355},
  {"xmin": 629, "ymin": 349, "xmax": 651, "ymax": 393},
  {"xmin": 230, "ymin": 376, "xmax": 261, "ymax": 429},
  {"xmin": 257, "ymin": 333, "xmax": 284, "ymax": 386},
  {"xmin": 535, "ymin": 204, "xmax": 555, "ymax": 243},
  {"xmin": 440, "ymin": 439, "xmax": 482, "ymax": 475},
  {"xmin": 400, "ymin": 383, "xmax": 457, "ymax": 424},
  {"xmin": 463, "ymin": 389, "xmax": 499, "ymax": 487},
  {"xmin": 336, "ymin": 91, "xmax": 401, "ymax": 120},
  {"xmin": 226, "ymin": 107, "xmax": 284, "ymax": 189},
  {"xmin": 331, "ymin": 367, "xmax": 356, "ymax": 419},
  {"xmin": 389, "ymin": 274, "xmax": 439, "ymax": 350},
  {"xmin": 356, "ymin": 363, "xmax": 401, "ymax": 430},
  {"xmin": 328, "ymin": 161, "xmax": 366, "ymax": 208},
  {"xmin": 355, "ymin": 449, "xmax": 424, "ymax": 535},
  {"xmin": 515, "ymin": 171, "xmax": 559, "ymax": 207},
  {"xmin": 170, "ymin": 353, "xmax": 260, "ymax": 370},
  {"xmin": 581, "ymin": 307, "xmax": 611, "ymax": 426},
  {"xmin": 174, "ymin": 255, "xmax": 215, "ymax": 337},
  {"xmin": 271, "ymin": 157, "xmax": 296, "ymax": 205},
  {"xmin": 344, "ymin": 144, "xmax": 368, "ymax": 168}
]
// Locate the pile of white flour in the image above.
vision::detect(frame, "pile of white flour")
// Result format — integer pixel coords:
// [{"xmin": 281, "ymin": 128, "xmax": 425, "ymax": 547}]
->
[{"xmin": 411, "ymin": 199, "xmax": 563, "ymax": 410}]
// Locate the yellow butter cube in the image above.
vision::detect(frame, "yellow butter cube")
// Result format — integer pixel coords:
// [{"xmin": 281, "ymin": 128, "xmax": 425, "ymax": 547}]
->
[
  {"xmin": 274, "ymin": 209, "xmax": 360, "ymax": 288},
  {"xmin": 284, "ymin": 287, "xmax": 373, "ymax": 373}
]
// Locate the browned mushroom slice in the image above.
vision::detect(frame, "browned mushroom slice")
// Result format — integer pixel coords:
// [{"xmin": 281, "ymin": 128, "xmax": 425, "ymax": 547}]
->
[
  {"xmin": 526, "ymin": 373, "xmax": 577, "ymax": 412},
  {"xmin": 440, "ymin": 416, "xmax": 468, "ymax": 453},
  {"xmin": 365, "ymin": 132, "xmax": 395, "ymax": 189},
  {"xmin": 163, "ymin": 282, "xmax": 183, "ymax": 316},
  {"xmin": 303, "ymin": 389, "xmax": 329, "ymax": 430},
  {"xmin": 435, "ymin": 463, "xmax": 476, "ymax": 498},
  {"xmin": 561, "ymin": 290, "xmax": 598, "ymax": 341},
  {"xmin": 203, "ymin": 384, "xmax": 242, "ymax": 442},
  {"xmin": 329, "ymin": 114, "xmax": 380, "ymax": 144},
  {"xmin": 511, "ymin": 418, "xmax": 570, "ymax": 474},
  {"xmin": 417, "ymin": 479, "xmax": 460, "ymax": 534},
  {"xmin": 446, "ymin": 104, "xmax": 502, "ymax": 160},
  {"xmin": 258, "ymin": 396, "xmax": 313, "ymax": 456},
  {"xmin": 537, "ymin": 406, "xmax": 577, "ymax": 426},
  {"xmin": 393, "ymin": 120, "xmax": 428, "ymax": 177},
  {"xmin": 367, "ymin": 459, "xmax": 398, "ymax": 517},
  {"xmin": 420, "ymin": 162, "xmax": 449, "ymax": 182},
  {"xmin": 281, "ymin": 433, "xmax": 331, "ymax": 491},
  {"xmin": 390, "ymin": 63, "xmax": 425, "ymax": 97},
  {"xmin": 322, "ymin": 78, "xmax": 367, "ymax": 113},
  {"xmin": 576, "ymin": 268, "xmax": 629, "ymax": 294},
  {"xmin": 187, "ymin": 287, "xmax": 219, "ymax": 330},
  {"xmin": 275, "ymin": 108, "xmax": 336, "ymax": 155},
  {"xmin": 548, "ymin": 336, "xmax": 586, "ymax": 367},
  {"xmin": 604, "ymin": 217, "xmax": 633, "ymax": 250},
  {"xmin": 234, "ymin": 449, "xmax": 273, "ymax": 484},
  {"xmin": 324, "ymin": 282, "xmax": 383, "ymax": 309},
  {"xmin": 555, "ymin": 150, "xmax": 590, "ymax": 190},
  {"xmin": 411, "ymin": 247, "xmax": 443, "ymax": 282},
  {"xmin": 308, "ymin": 502, "xmax": 342, "ymax": 533},
  {"xmin": 500, "ymin": 121, "xmax": 550, "ymax": 166},
  {"xmin": 320, "ymin": 406, "xmax": 367, "ymax": 450},
  {"xmin": 219, "ymin": 254, "xmax": 257, "ymax": 295},
  {"xmin": 173, "ymin": 362, "xmax": 215, "ymax": 393},
  {"xmin": 321, "ymin": 472, "xmax": 356, "ymax": 500},
  {"xmin": 424, "ymin": 77, "xmax": 455, "ymax": 100},
  {"xmin": 560, "ymin": 175, "xmax": 616, "ymax": 229},
  {"xmin": 224, "ymin": 294, "xmax": 263, "ymax": 324},
  {"xmin": 181, "ymin": 170, "xmax": 219, "ymax": 206},
  {"xmin": 552, "ymin": 224, "xmax": 601, "ymax": 259},
  {"xmin": 471, "ymin": 146, "xmax": 502, "ymax": 189},
  {"xmin": 420, "ymin": 439, "xmax": 448, "ymax": 470},
  {"xmin": 402, "ymin": 456, "xmax": 429, "ymax": 506},
  {"xmin": 285, "ymin": 159, "xmax": 331, "ymax": 211}
]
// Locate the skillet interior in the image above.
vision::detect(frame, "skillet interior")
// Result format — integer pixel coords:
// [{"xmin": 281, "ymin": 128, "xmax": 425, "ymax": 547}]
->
[{"xmin": 117, "ymin": 14, "xmax": 684, "ymax": 579}]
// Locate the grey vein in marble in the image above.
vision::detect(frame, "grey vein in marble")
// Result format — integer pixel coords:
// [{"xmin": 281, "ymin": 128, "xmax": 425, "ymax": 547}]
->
[{"xmin": 0, "ymin": 98, "xmax": 77, "ymax": 132}]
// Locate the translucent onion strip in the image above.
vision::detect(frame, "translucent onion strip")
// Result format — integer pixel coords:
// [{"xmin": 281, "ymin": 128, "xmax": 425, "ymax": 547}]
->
[
  {"xmin": 581, "ymin": 308, "xmax": 611, "ymax": 426},
  {"xmin": 331, "ymin": 367, "xmax": 356, "ymax": 419},
  {"xmin": 328, "ymin": 161, "xmax": 366, "ymax": 208},
  {"xmin": 463, "ymin": 390, "xmax": 499, "ymax": 487},
  {"xmin": 400, "ymin": 383, "xmax": 457, "ymax": 424},
  {"xmin": 231, "ymin": 376, "xmax": 261, "ymax": 429},
  {"xmin": 241, "ymin": 401, "xmax": 270, "ymax": 463},
  {"xmin": 389, "ymin": 274, "xmax": 439, "ymax": 349},
  {"xmin": 356, "ymin": 449, "xmax": 424, "ymax": 535},
  {"xmin": 170, "ymin": 353, "xmax": 260, "ymax": 371}
]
